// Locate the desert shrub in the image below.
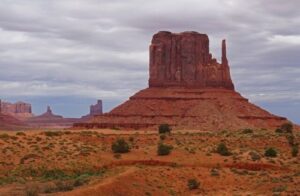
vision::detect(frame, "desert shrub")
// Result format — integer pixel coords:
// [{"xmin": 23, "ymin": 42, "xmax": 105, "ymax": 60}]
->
[
  {"xmin": 157, "ymin": 143, "xmax": 173, "ymax": 156},
  {"xmin": 42, "ymin": 169, "xmax": 67, "ymax": 180},
  {"xmin": 216, "ymin": 143, "xmax": 231, "ymax": 156},
  {"xmin": 44, "ymin": 131, "xmax": 61, "ymax": 137},
  {"xmin": 187, "ymin": 179, "xmax": 200, "ymax": 190},
  {"xmin": 275, "ymin": 128, "xmax": 283, "ymax": 133},
  {"xmin": 73, "ymin": 175, "xmax": 90, "ymax": 187},
  {"xmin": 128, "ymin": 136, "xmax": 134, "ymax": 142},
  {"xmin": 286, "ymin": 134, "xmax": 295, "ymax": 146},
  {"xmin": 264, "ymin": 148, "xmax": 277, "ymax": 157},
  {"xmin": 16, "ymin": 132, "xmax": 26, "ymax": 136},
  {"xmin": 280, "ymin": 123, "xmax": 293, "ymax": 133},
  {"xmin": 160, "ymin": 134, "xmax": 166, "ymax": 140},
  {"xmin": 272, "ymin": 185, "xmax": 287, "ymax": 193},
  {"xmin": 0, "ymin": 133, "xmax": 9, "ymax": 140},
  {"xmin": 242, "ymin": 129, "xmax": 253, "ymax": 134},
  {"xmin": 25, "ymin": 184, "xmax": 39, "ymax": 196},
  {"xmin": 249, "ymin": 151, "xmax": 261, "ymax": 161},
  {"xmin": 63, "ymin": 131, "xmax": 71, "ymax": 135},
  {"xmin": 291, "ymin": 145, "xmax": 299, "ymax": 157},
  {"xmin": 55, "ymin": 181, "xmax": 74, "ymax": 192},
  {"xmin": 111, "ymin": 138, "xmax": 130, "ymax": 153},
  {"xmin": 158, "ymin": 124, "xmax": 171, "ymax": 134}
]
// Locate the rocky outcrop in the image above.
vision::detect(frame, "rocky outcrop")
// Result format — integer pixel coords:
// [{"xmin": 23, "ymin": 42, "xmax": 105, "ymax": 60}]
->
[
  {"xmin": 74, "ymin": 31, "xmax": 289, "ymax": 131},
  {"xmin": 38, "ymin": 106, "xmax": 63, "ymax": 119},
  {"xmin": 149, "ymin": 31, "xmax": 234, "ymax": 90},
  {"xmin": 0, "ymin": 100, "xmax": 33, "ymax": 119},
  {"xmin": 26, "ymin": 106, "xmax": 79, "ymax": 128},
  {"xmin": 90, "ymin": 100, "xmax": 103, "ymax": 116},
  {"xmin": 81, "ymin": 100, "xmax": 103, "ymax": 119}
]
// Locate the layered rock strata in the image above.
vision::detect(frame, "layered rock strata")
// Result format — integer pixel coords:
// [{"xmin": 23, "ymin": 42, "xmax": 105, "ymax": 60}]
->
[
  {"xmin": 0, "ymin": 100, "xmax": 33, "ymax": 119},
  {"xmin": 74, "ymin": 31, "xmax": 289, "ymax": 131}
]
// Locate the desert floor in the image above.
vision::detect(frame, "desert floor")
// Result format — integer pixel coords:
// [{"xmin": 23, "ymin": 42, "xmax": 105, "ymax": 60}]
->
[{"xmin": 0, "ymin": 128, "xmax": 299, "ymax": 196}]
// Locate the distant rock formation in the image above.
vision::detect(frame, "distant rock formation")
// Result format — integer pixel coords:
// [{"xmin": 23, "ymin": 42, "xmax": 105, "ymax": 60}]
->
[
  {"xmin": 0, "ymin": 100, "xmax": 33, "ymax": 119},
  {"xmin": 81, "ymin": 100, "xmax": 103, "ymax": 119},
  {"xmin": 38, "ymin": 106, "xmax": 63, "ymax": 119},
  {"xmin": 26, "ymin": 106, "xmax": 78, "ymax": 128},
  {"xmin": 149, "ymin": 31, "xmax": 234, "ymax": 89},
  {"xmin": 73, "ymin": 31, "xmax": 291, "ymax": 130},
  {"xmin": 90, "ymin": 100, "xmax": 103, "ymax": 116}
]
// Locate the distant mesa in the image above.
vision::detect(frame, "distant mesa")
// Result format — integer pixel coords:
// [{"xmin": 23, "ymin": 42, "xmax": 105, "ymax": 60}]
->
[
  {"xmin": 0, "ymin": 99, "xmax": 33, "ymax": 120},
  {"xmin": 74, "ymin": 31, "xmax": 289, "ymax": 131},
  {"xmin": 0, "ymin": 99, "xmax": 26, "ymax": 129}
]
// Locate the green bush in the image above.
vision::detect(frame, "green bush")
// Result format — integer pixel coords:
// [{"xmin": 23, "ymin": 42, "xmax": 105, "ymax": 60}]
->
[
  {"xmin": 187, "ymin": 179, "xmax": 200, "ymax": 190},
  {"xmin": 242, "ymin": 129, "xmax": 253, "ymax": 134},
  {"xmin": 264, "ymin": 148, "xmax": 277, "ymax": 157},
  {"xmin": 275, "ymin": 128, "xmax": 283, "ymax": 133},
  {"xmin": 44, "ymin": 131, "xmax": 61, "ymax": 137},
  {"xmin": 216, "ymin": 143, "xmax": 231, "ymax": 156},
  {"xmin": 157, "ymin": 143, "xmax": 173, "ymax": 156},
  {"xmin": 292, "ymin": 145, "xmax": 299, "ymax": 157},
  {"xmin": 111, "ymin": 138, "xmax": 130, "ymax": 153},
  {"xmin": 280, "ymin": 123, "xmax": 293, "ymax": 133},
  {"xmin": 16, "ymin": 132, "xmax": 26, "ymax": 136},
  {"xmin": 159, "ymin": 124, "xmax": 171, "ymax": 134},
  {"xmin": 0, "ymin": 134, "xmax": 9, "ymax": 140},
  {"xmin": 286, "ymin": 134, "xmax": 295, "ymax": 146}
]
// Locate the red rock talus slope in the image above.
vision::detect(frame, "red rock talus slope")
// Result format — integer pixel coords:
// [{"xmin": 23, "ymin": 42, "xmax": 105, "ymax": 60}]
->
[
  {"xmin": 0, "ymin": 113, "xmax": 26, "ymax": 130},
  {"xmin": 75, "ymin": 87, "xmax": 286, "ymax": 130},
  {"xmin": 74, "ymin": 31, "xmax": 289, "ymax": 130}
]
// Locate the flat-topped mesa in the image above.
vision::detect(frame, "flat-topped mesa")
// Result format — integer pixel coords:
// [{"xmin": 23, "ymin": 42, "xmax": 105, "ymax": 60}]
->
[
  {"xmin": 149, "ymin": 31, "xmax": 234, "ymax": 90},
  {"xmin": 0, "ymin": 100, "xmax": 33, "ymax": 119}
]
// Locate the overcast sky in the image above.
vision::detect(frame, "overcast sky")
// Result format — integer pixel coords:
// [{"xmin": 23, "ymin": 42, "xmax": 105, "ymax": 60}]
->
[{"xmin": 0, "ymin": 0, "xmax": 299, "ymax": 123}]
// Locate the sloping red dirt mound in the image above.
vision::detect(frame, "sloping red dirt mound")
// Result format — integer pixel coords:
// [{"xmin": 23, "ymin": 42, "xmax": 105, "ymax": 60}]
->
[
  {"xmin": 0, "ymin": 113, "xmax": 26, "ymax": 130},
  {"xmin": 75, "ymin": 88, "xmax": 287, "ymax": 131}
]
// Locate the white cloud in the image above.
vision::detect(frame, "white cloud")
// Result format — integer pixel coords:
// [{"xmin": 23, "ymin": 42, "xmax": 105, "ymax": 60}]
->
[{"xmin": 0, "ymin": 0, "xmax": 299, "ymax": 120}]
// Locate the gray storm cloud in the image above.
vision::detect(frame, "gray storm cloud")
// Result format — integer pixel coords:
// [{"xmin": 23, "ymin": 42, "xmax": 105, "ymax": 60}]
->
[{"xmin": 0, "ymin": 0, "xmax": 299, "ymax": 121}]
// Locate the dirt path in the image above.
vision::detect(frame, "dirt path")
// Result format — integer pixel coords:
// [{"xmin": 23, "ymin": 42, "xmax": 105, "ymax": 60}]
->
[{"xmin": 58, "ymin": 167, "xmax": 137, "ymax": 196}]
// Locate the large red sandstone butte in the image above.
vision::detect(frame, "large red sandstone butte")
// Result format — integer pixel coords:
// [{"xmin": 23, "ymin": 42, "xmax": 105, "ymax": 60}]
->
[{"xmin": 74, "ymin": 31, "xmax": 288, "ymax": 131}]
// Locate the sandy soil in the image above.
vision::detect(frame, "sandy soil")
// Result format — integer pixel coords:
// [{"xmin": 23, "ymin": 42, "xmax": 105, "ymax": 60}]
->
[{"xmin": 0, "ymin": 128, "xmax": 299, "ymax": 195}]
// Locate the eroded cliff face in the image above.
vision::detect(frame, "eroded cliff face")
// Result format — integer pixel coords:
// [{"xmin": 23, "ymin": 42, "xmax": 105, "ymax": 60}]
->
[
  {"xmin": 149, "ymin": 31, "xmax": 234, "ymax": 90},
  {"xmin": 0, "ymin": 100, "xmax": 33, "ymax": 119},
  {"xmin": 90, "ymin": 100, "xmax": 103, "ymax": 116},
  {"xmin": 73, "ymin": 31, "xmax": 289, "ymax": 131}
]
